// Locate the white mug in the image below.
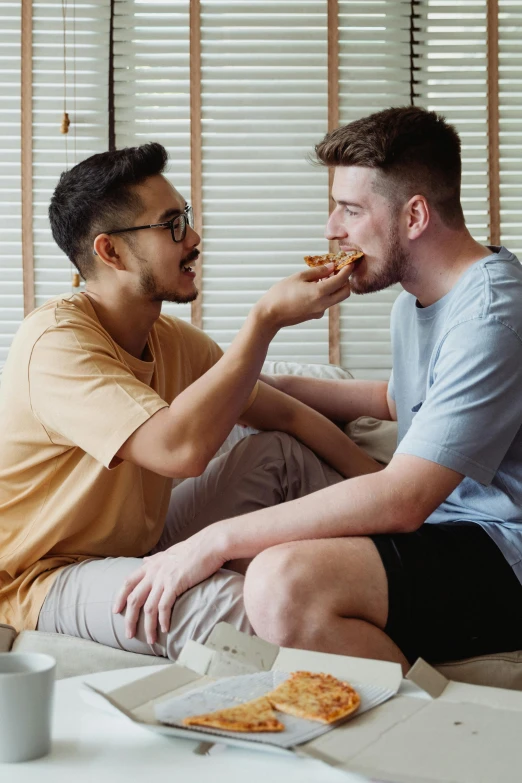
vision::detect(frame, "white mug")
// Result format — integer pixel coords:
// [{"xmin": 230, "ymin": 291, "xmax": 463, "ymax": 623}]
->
[{"xmin": 0, "ymin": 652, "xmax": 56, "ymax": 763}]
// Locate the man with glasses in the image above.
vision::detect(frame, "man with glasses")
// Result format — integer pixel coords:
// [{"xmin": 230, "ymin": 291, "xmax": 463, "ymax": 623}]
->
[{"xmin": 0, "ymin": 142, "xmax": 379, "ymax": 658}]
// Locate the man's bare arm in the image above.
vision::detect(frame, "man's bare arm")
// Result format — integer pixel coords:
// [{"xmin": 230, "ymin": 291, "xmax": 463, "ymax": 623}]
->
[
  {"xmin": 241, "ymin": 381, "xmax": 383, "ymax": 478},
  {"xmin": 116, "ymin": 264, "xmax": 353, "ymax": 478},
  {"xmin": 260, "ymin": 374, "xmax": 393, "ymax": 423},
  {"xmin": 218, "ymin": 453, "xmax": 463, "ymax": 558}
]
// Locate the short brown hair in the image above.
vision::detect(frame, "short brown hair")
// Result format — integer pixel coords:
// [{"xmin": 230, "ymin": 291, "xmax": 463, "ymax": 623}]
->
[
  {"xmin": 315, "ymin": 106, "xmax": 464, "ymax": 229},
  {"xmin": 49, "ymin": 143, "xmax": 169, "ymax": 280}
]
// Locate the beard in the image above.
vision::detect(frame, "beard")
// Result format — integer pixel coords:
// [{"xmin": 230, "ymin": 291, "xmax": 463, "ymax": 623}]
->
[
  {"xmin": 139, "ymin": 269, "xmax": 199, "ymax": 304},
  {"xmin": 349, "ymin": 224, "xmax": 415, "ymax": 295},
  {"xmin": 136, "ymin": 249, "xmax": 199, "ymax": 304}
]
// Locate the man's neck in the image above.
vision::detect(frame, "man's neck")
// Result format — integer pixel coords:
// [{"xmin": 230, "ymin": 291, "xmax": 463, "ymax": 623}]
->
[
  {"xmin": 402, "ymin": 230, "xmax": 492, "ymax": 308},
  {"xmin": 82, "ymin": 287, "xmax": 162, "ymax": 360}
]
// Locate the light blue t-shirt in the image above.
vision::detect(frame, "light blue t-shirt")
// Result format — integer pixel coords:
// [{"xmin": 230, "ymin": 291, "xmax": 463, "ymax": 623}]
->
[{"xmin": 389, "ymin": 246, "xmax": 522, "ymax": 583}]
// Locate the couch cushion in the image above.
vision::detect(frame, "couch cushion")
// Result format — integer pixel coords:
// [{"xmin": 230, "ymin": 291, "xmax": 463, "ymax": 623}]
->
[
  {"xmin": 12, "ymin": 630, "xmax": 170, "ymax": 679},
  {"xmin": 262, "ymin": 360, "xmax": 353, "ymax": 380},
  {"xmin": 345, "ymin": 416, "xmax": 397, "ymax": 465},
  {"xmin": 10, "ymin": 628, "xmax": 522, "ymax": 691},
  {"xmin": 437, "ymin": 651, "xmax": 522, "ymax": 691}
]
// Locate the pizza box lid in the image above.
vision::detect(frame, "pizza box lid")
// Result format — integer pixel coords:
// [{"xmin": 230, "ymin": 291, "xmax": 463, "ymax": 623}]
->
[{"xmin": 82, "ymin": 623, "xmax": 522, "ymax": 782}]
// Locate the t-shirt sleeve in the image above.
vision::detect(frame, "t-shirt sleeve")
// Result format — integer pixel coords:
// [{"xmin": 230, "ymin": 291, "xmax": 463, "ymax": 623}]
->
[
  {"xmin": 28, "ymin": 324, "xmax": 169, "ymax": 469},
  {"xmin": 395, "ymin": 318, "xmax": 522, "ymax": 485},
  {"xmin": 387, "ymin": 369, "xmax": 395, "ymax": 401}
]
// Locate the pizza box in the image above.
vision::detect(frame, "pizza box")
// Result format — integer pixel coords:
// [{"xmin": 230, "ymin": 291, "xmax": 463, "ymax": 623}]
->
[{"xmin": 82, "ymin": 623, "xmax": 522, "ymax": 783}]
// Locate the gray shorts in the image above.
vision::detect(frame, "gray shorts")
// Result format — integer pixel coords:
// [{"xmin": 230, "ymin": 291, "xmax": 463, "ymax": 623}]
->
[{"xmin": 37, "ymin": 431, "xmax": 342, "ymax": 660}]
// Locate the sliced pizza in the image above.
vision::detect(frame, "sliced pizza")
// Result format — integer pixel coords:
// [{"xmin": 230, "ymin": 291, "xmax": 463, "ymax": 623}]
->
[
  {"xmin": 304, "ymin": 250, "xmax": 363, "ymax": 272},
  {"xmin": 266, "ymin": 671, "xmax": 360, "ymax": 724},
  {"xmin": 182, "ymin": 696, "xmax": 285, "ymax": 733}
]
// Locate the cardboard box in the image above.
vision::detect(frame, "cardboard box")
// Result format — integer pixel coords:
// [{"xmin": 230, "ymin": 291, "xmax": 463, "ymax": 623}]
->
[{"xmin": 84, "ymin": 623, "xmax": 522, "ymax": 783}]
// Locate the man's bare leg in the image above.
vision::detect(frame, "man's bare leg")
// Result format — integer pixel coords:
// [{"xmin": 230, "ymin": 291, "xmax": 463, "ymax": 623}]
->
[{"xmin": 243, "ymin": 536, "xmax": 410, "ymax": 673}]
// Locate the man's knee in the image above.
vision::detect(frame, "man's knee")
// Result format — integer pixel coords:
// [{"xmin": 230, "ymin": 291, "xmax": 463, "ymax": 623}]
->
[
  {"xmin": 244, "ymin": 538, "xmax": 387, "ymax": 649},
  {"xmin": 244, "ymin": 544, "xmax": 322, "ymax": 647}
]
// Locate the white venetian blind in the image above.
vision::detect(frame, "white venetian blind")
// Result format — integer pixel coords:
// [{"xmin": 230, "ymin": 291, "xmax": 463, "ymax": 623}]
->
[
  {"xmin": 23, "ymin": 0, "xmax": 516, "ymax": 380},
  {"xmin": 199, "ymin": 0, "xmax": 330, "ymax": 362},
  {"xmin": 0, "ymin": 1, "xmax": 23, "ymax": 365},
  {"xmin": 499, "ymin": 0, "xmax": 522, "ymax": 257},
  {"xmin": 113, "ymin": 0, "xmax": 192, "ymax": 324},
  {"xmin": 32, "ymin": 0, "xmax": 110, "ymax": 307},
  {"xmin": 337, "ymin": 0, "xmax": 411, "ymax": 379}
]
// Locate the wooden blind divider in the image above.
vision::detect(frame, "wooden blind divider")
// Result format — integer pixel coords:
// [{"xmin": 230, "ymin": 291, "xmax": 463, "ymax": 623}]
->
[
  {"xmin": 487, "ymin": 0, "xmax": 500, "ymax": 246},
  {"xmin": 21, "ymin": 0, "xmax": 35, "ymax": 316},
  {"xmin": 327, "ymin": 0, "xmax": 341, "ymax": 366},
  {"xmin": 190, "ymin": 0, "xmax": 203, "ymax": 329}
]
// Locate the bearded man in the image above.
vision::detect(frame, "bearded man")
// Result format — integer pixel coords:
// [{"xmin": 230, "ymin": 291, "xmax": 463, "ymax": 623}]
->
[{"xmin": 116, "ymin": 107, "xmax": 522, "ymax": 673}]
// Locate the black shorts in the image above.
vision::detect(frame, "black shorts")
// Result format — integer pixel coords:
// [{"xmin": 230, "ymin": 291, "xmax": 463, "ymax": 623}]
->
[{"xmin": 371, "ymin": 521, "xmax": 522, "ymax": 665}]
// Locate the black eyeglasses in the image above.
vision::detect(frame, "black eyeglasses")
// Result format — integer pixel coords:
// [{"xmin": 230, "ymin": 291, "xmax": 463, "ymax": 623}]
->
[{"xmin": 93, "ymin": 205, "xmax": 194, "ymax": 255}]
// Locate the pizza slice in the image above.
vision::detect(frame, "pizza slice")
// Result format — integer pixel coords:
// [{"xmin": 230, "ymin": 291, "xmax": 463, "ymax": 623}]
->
[
  {"xmin": 182, "ymin": 696, "xmax": 285, "ymax": 733},
  {"xmin": 266, "ymin": 671, "xmax": 360, "ymax": 724},
  {"xmin": 304, "ymin": 250, "xmax": 363, "ymax": 272}
]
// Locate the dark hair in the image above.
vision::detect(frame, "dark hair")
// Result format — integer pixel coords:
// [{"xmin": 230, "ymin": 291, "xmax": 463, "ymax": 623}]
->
[
  {"xmin": 315, "ymin": 106, "xmax": 464, "ymax": 229},
  {"xmin": 49, "ymin": 143, "xmax": 169, "ymax": 279}
]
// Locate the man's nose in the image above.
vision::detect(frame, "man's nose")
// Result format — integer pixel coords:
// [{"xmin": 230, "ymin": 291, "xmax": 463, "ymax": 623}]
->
[
  {"xmin": 325, "ymin": 209, "xmax": 346, "ymax": 241},
  {"xmin": 187, "ymin": 223, "xmax": 201, "ymax": 247}
]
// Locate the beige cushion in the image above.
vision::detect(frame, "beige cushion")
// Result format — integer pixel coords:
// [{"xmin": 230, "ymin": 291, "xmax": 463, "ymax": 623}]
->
[
  {"xmin": 262, "ymin": 359, "xmax": 353, "ymax": 381},
  {"xmin": 7, "ymin": 627, "xmax": 522, "ymax": 691},
  {"xmin": 437, "ymin": 652, "xmax": 522, "ymax": 691},
  {"xmin": 12, "ymin": 630, "xmax": 170, "ymax": 679},
  {"xmin": 346, "ymin": 416, "xmax": 397, "ymax": 465}
]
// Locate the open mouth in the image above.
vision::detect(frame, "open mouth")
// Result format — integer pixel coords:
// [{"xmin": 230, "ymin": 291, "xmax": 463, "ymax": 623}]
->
[{"xmin": 180, "ymin": 250, "xmax": 199, "ymax": 275}]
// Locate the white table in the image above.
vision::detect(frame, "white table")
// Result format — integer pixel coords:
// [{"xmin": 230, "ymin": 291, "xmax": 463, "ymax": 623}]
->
[{"xmin": 1, "ymin": 666, "xmax": 372, "ymax": 782}]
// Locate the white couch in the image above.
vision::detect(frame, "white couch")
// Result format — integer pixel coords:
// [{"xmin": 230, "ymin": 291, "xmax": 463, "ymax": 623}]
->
[{"xmin": 3, "ymin": 360, "xmax": 522, "ymax": 689}]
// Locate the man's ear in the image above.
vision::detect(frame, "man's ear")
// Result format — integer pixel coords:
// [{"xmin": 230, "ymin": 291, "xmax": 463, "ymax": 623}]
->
[
  {"xmin": 405, "ymin": 195, "xmax": 430, "ymax": 240},
  {"xmin": 92, "ymin": 234, "xmax": 127, "ymax": 271}
]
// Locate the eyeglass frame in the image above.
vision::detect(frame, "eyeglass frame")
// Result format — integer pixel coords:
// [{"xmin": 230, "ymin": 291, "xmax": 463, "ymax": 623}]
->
[{"xmin": 92, "ymin": 205, "xmax": 194, "ymax": 255}]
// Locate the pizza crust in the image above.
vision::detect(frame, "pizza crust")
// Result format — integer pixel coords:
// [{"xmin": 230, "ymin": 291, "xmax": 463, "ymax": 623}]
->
[
  {"xmin": 182, "ymin": 696, "xmax": 285, "ymax": 733},
  {"xmin": 304, "ymin": 250, "xmax": 363, "ymax": 272}
]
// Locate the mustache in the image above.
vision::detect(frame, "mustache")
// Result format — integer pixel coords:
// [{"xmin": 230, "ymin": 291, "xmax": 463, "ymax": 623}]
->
[{"xmin": 182, "ymin": 248, "xmax": 200, "ymax": 265}]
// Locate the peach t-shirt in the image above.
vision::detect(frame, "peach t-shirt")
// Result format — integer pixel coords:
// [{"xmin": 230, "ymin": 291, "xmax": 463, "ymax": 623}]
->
[{"xmin": 0, "ymin": 293, "xmax": 227, "ymax": 631}]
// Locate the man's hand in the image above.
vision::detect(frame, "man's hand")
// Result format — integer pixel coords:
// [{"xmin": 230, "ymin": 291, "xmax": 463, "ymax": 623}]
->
[
  {"xmin": 112, "ymin": 529, "xmax": 227, "ymax": 644},
  {"xmin": 255, "ymin": 262, "xmax": 353, "ymax": 332}
]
